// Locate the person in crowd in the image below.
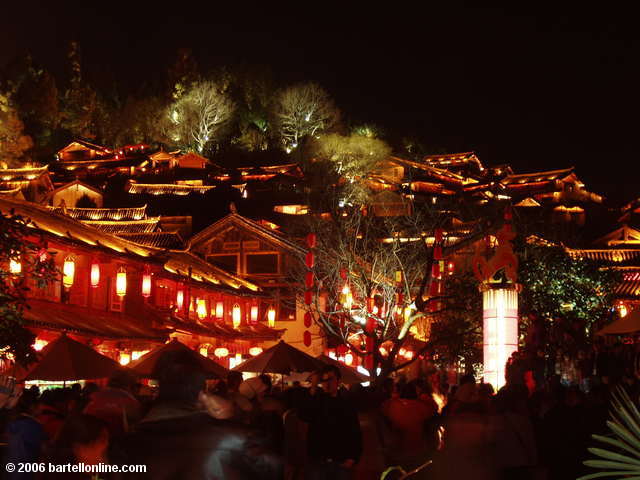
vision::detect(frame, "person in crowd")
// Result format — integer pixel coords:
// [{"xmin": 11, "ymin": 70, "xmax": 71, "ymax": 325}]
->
[
  {"xmin": 351, "ymin": 385, "xmax": 389, "ymax": 480},
  {"xmin": 120, "ymin": 350, "xmax": 282, "ymax": 479},
  {"xmin": 226, "ymin": 370, "xmax": 253, "ymax": 421},
  {"xmin": 83, "ymin": 370, "xmax": 141, "ymax": 438},
  {"xmin": 36, "ymin": 388, "xmax": 67, "ymax": 441},
  {"xmin": 45, "ymin": 414, "xmax": 111, "ymax": 479},
  {"xmin": 6, "ymin": 390, "xmax": 47, "ymax": 479},
  {"xmin": 298, "ymin": 365, "xmax": 362, "ymax": 480},
  {"xmin": 382, "ymin": 381, "xmax": 434, "ymax": 473}
]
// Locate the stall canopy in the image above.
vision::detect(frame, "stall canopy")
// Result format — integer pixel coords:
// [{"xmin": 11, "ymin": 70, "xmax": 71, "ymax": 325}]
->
[
  {"xmin": 129, "ymin": 338, "xmax": 229, "ymax": 379},
  {"xmin": 597, "ymin": 310, "xmax": 640, "ymax": 335},
  {"xmin": 25, "ymin": 334, "xmax": 124, "ymax": 381},
  {"xmin": 232, "ymin": 340, "xmax": 324, "ymax": 374},
  {"xmin": 316, "ymin": 355, "xmax": 369, "ymax": 384}
]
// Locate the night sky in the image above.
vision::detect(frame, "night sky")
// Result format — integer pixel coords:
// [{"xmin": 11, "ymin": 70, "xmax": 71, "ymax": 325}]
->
[{"xmin": 2, "ymin": 2, "xmax": 638, "ymax": 204}]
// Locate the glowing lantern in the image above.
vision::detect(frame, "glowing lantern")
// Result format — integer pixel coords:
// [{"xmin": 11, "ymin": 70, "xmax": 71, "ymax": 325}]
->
[
  {"xmin": 235, "ymin": 353, "xmax": 242, "ymax": 363},
  {"xmin": 176, "ymin": 290, "xmax": 184, "ymax": 309},
  {"xmin": 618, "ymin": 302, "xmax": 628, "ymax": 318},
  {"xmin": 90, "ymin": 262, "xmax": 100, "ymax": 288},
  {"xmin": 483, "ymin": 287, "xmax": 518, "ymax": 390},
  {"xmin": 404, "ymin": 350, "xmax": 414, "ymax": 360},
  {"xmin": 215, "ymin": 301, "xmax": 224, "ymax": 319},
  {"xmin": 62, "ymin": 257, "xmax": 75, "ymax": 288},
  {"xmin": 305, "ymin": 251, "xmax": 315, "ymax": 268},
  {"xmin": 306, "ymin": 233, "xmax": 317, "ymax": 248},
  {"xmin": 249, "ymin": 346, "xmax": 263, "ymax": 356},
  {"xmin": 232, "ymin": 304, "xmax": 241, "ymax": 328},
  {"xmin": 379, "ymin": 346, "xmax": 388, "ymax": 356},
  {"xmin": 33, "ymin": 339, "xmax": 48, "ymax": 351},
  {"xmin": 131, "ymin": 350, "xmax": 148, "ymax": 361},
  {"xmin": 199, "ymin": 347, "xmax": 208, "ymax": 357},
  {"xmin": 197, "ymin": 298, "xmax": 207, "ymax": 320},
  {"xmin": 304, "ymin": 290, "xmax": 313, "ymax": 305},
  {"xmin": 399, "ymin": 348, "xmax": 407, "ymax": 357},
  {"xmin": 214, "ymin": 347, "xmax": 229, "ymax": 358},
  {"xmin": 9, "ymin": 258, "xmax": 21, "ymax": 275},
  {"xmin": 116, "ymin": 267, "xmax": 127, "ymax": 297},
  {"xmin": 119, "ymin": 352, "xmax": 131, "ymax": 366},
  {"xmin": 341, "ymin": 284, "xmax": 353, "ymax": 309},
  {"xmin": 305, "ymin": 271, "xmax": 314, "ymax": 288},
  {"xmin": 250, "ymin": 305, "xmax": 259, "ymax": 324},
  {"xmin": 141, "ymin": 271, "xmax": 152, "ymax": 297},
  {"xmin": 344, "ymin": 352, "xmax": 354, "ymax": 365},
  {"xmin": 303, "ymin": 330, "xmax": 312, "ymax": 347},
  {"xmin": 447, "ymin": 261, "xmax": 455, "ymax": 276},
  {"xmin": 267, "ymin": 307, "xmax": 276, "ymax": 328}
]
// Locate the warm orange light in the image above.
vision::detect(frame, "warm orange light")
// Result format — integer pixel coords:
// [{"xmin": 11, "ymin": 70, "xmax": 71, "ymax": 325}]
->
[
  {"xmin": 33, "ymin": 339, "xmax": 48, "ymax": 351},
  {"xmin": 344, "ymin": 352, "xmax": 354, "ymax": 365},
  {"xmin": 197, "ymin": 298, "xmax": 207, "ymax": 320},
  {"xmin": 119, "ymin": 352, "xmax": 131, "ymax": 366},
  {"xmin": 9, "ymin": 258, "xmax": 21, "ymax": 275},
  {"xmin": 232, "ymin": 304, "xmax": 241, "ymax": 328},
  {"xmin": 250, "ymin": 305, "xmax": 259, "ymax": 323},
  {"xmin": 404, "ymin": 350, "xmax": 414, "ymax": 360},
  {"xmin": 63, "ymin": 257, "xmax": 75, "ymax": 288},
  {"xmin": 399, "ymin": 348, "xmax": 407, "ymax": 357},
  {"xmin": 249, "ymin": 346, "xmax": 263, "ymax": 356},
  {"xmin": 116, "ymin": 267, "xmax": 127, "ymax": 297},
  {"xmin": 90, "ymin": 262, "xmax": 100, "ymax": 288},
  {"xmin": 199, "ymin": 347, "xmax": 208, "ymax": 357},
  {"xmin": 267, "ymin": 307, "xmax": 276, "ymax": 328},
  {"xmin": 214, "ymin": 347, "xmax": 229, "ymax": 358},
  {"xmin": 131, "ymin": 350, "xmax": 148, "ymax": 361},
  {"xmin": 176, "ymin": 290, "xmax": 184, "ymax": 309},
  {"xmin": 483, "ymin": 288, "xmax": 518, "ymax": 390},
  {"xmin": 235, "ymin": 353, "xmax": 242, "ymax": 363},
  {"xmin": 141, "ymin": 272, "xmax": 152, "ymax": 297},
  {"xmin": 215, "ymin": 301, "xmax": 224, "ymax": 319},
  {"xmin": 379, "ymin": 346, "xmax": 388, "ymax": 356}
]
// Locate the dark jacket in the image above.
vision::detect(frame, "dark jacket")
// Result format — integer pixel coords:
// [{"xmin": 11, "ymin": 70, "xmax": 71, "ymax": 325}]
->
[
  {"xmin": 120, "ymin": 402, "xmax": 282, "ymax": 479},
  {"xmin": 298, "ymin": 391, "xmax": 362, "ymax": 463}
]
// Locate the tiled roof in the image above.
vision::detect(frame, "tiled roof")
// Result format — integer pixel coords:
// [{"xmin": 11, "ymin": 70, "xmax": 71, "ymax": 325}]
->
[
  {"xmin": 502, "ymin": 168, "xmax": 574, "ymax": 185},
  {"xmin": 47, "ymin": 205, "xmax": 147, "ymax": 221},
  {"xmin": 83, "ymin": 218, "xmax": 160, "ymax": 234},
  {"xmin": 0, "ymin": 165, "xmax": 49, "ymax": 181},
  {"xmin": 566, "ymin": 249, "xmax": 640, "ymax": 263},
  {"xmin": 127, "ymin": 182, "xmax": 215, "ymax": 195},
  {"xmin": 118, "ymin": 231, "xmax": 185, "ymax": 249}
]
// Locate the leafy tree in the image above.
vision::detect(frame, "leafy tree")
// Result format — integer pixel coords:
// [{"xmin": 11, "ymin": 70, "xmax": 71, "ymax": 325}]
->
[
  {"xmin": 165, "ymin": 80, "xmax": 235, "ymax": 154},
  {"xmin": 0, "ymin": 93, "xmax": 33, "ymax": 167},
  {"xmin": 166, "ymin": 48, "xmax": 200, "ymax": 101},
  {"xmin": 117, "ymin": 95, "xmax": 168, "ymax": 145},
  {"xmin": 271, "ymin": 82, "xmax": 340, "ymax": 152},
  {"xmin": 0, "ymin": 211, "xmax": 57, "ymax": 365},
  {"xmin": 75, "ymin": 194, "xmax": 98, "ymax": 208}
]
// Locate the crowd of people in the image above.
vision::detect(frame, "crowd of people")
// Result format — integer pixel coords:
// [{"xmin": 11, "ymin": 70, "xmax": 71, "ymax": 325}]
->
[{"xmin": 0, "ymin": 342, "xmax": 637, "ymax": 479}]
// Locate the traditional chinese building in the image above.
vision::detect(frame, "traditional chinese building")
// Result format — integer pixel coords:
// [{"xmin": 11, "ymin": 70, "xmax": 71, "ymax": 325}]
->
[{"xmin": 0, "ymin": 196, "xmax": 282, "ymax": 368}]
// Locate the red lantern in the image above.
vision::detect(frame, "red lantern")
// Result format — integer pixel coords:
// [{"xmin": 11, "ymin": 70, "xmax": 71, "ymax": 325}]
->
[
  {"xmin": 337, "ymin": 344, "xmax": 347, "ymax": 356},
  {"xmin": 250, "ymin": 305, "xmax": 259, "ymax": 324},
  {"xmin": 303, "ymin": 330, "xmax": 312, "ymax": 347},
  {"xmin": 304, "ymin": 312, "xmax": 313, "ymax": 328},
  {"xmin": 90, "ymin": 262, "xmax": 100, "ymax": 288},
  {"xmin": 447, "ymin": 261, "xmax": 455, "ymax": 275},
  {"xmin": 305, "ymin": 272, "xmax": 314, "ymax": 288},
  {"xmin": 306, "ymin": 233, "xmax": 317, "ymax": 249},
  {"xmin": 435, "ymin": 228, "xmax": 443, "ymax": 243},
  {"xmin": 304, "ymin": 290, "xmax": 313, "ymax": 305},
  {"xmin": 141, "ymin": 270, "xmax": 152, "ymax": 298},
  {"xmin": 305, "ymin": 251, "xmax": 315, "ymax": 269},
  {"xmin": 339, "ymin": 268, "xmax": 347, "ymax": 280}
]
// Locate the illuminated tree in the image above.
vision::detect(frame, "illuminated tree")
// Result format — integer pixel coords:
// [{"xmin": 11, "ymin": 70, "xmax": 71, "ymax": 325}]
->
[
  {"xmin": 271, "ymin": 82, "xmax": 340, "ymax": 152},
  {"xmin": 0, "ymin": 93, "xmax": 33, "ymax": 168},
  {"xmin": 166, "ymin": 80, "xmax": 235, "ymax": 154},
  {"xmin": 0, "ymin": 211, "xmax": 57, "ymax": 365},
  {"xmin": 295, "ymin": 197, "xmax": 489, "ymax": 384}
]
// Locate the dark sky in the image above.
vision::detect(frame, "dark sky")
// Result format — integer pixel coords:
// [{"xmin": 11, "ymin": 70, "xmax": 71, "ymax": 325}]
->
[{"xmin": 2, "ymin": 2, "xmax": 638, "ymax": 204}]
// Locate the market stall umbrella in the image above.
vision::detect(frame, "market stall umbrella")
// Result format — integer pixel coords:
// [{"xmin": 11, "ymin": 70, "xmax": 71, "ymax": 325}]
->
[
  {"xmin": 232, "ymin": 340, "xmax": 324, "ymax": 374},
  {"xmin": 129, "ymin": 338, "xmax": 229, "ymax": 379},
  {"xmin": 316, "ymin": 355, "xmax": 369, "ymax": 384},
  {"xmin": 24, "ymin": 333, "xmax": 123, "ymax": 381},
  {"xmin": 597, "ymin": 309, "xmax": 640, "ymax": 335}
]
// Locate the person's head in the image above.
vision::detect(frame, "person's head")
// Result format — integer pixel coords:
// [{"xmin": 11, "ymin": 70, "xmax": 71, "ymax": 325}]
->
[
  {"xmin": 108, "ymin": 370, "xmax": 138, "ymax": 393},
  {"xmin": 154, "ymin": 350, "xmax": 206, "ymax": 405},
  {"xmin": 226, "ymin": 371, "xmax": 243, "ymax": 392},
  {"xmin": 15, "ymin": 389, "xmax": 40, "ymax": 416},
  {"xmin": 319, "ymin": 365, "xmax": 341, "ymax": 395},
  {"xmin": 55, "ymin": 414, "xmax": 109, "ymax": 465},
  {"xmin": 40, "ymin": 388, "xmax": 68, "ymax": 412}
]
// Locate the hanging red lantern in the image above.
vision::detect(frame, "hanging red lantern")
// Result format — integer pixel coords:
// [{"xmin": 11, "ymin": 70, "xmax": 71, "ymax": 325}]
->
[
  {"xmin": 304, "ymin": 312, "xmax": 313, "ymax": 328},
  {"xmin": 90, "ymin": 262, "xmax": 100, "ymax": 288},
  {"xmin": 339, "ymin": 268, "xmax": 347, "ymax": 280},
  {"xmin": 305, "ymin": 251, "xmax": 315, "ymax": 269},
  {"xmin": 176, "ymin": 289, "xmax": 184, "ymax": 309},
  {"xmin": 304, "ymin": 290, "xmax": 313, "ymax": 305},
  {"xmin": 447, "ymin": 261, "xmax": 455, "ymax": 275},
  {"xmin": 305, "ymin": 271, "xmax": 314, "ymax": 288},
  {"xmin": 303, "ymin": 330, "xmax": 312, "ymax": 347},
  {"xmin": 306, "ymin": 233, "xmax": 317, "ymax": 249},
  {"xmin": 141, "ymin": 270, "xmax": 152, "ymax": 298}
]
